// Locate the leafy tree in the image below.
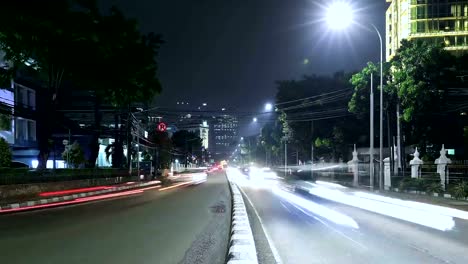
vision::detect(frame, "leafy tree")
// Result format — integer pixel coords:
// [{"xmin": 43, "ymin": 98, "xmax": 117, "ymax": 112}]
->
[
  {"xmin": 65, "ymin": 4, "xmax": 164, "ymax": 167},
  {"xmin": 0, "ymin": 1, "xmax": 163, "ymax": 168},
  {"xmin": 272, "ymin": 72, "xmax": 362, "ymax": 161},
  {"xmin": 142, "ymin": 151, "xmax": 152, "ymax": 162},
  {"xmin": 349, "ymin": 62, "xmax": 393, "ymax": 116},
  {"xmin": 172, "ymin": 130, "xmax": 202, "ymax": 166},
  {"xmin": 388, "ymin": 39, "xmax": 464, "ymax": 150},
  {"xmin": 0, "ymin": 137, "xmax": 12, "ymax": 167},
  {"xmin": 260, "ymin": 121, "xmax": 283, "ymax": 165},
  {"xmin": 151, "ymin": 131, "xmax": 173, "ymax": 169},
  {"xmin": 0, "ymin": 1, "xmax": 98, "ymax": 168},
  {"xmin": 0, "ymin": 113, "xmax": 11, "ymax": 131},
  {"xmin": 62, "ymin": 141, "xmax": 85, "ymax": 168},
  {"xmin": 390, "ymin": 39, "xmax": 455, "ymax": 122},
  {"xmin": 104, "ymin": 142, "xmax": 126, "ymax": 168}
]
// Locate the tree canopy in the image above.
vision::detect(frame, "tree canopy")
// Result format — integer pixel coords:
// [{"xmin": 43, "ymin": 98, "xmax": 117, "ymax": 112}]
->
[
  {"xmin": 171, "ymin": 130, "xmax": 203, "ymax": 164},
  {"xmin": 0, "ymin": 0, "xmax": 164, "ymax": 168},
  {"xmin": 390, "ymin": 39, "xmax": 455, "ymax": 122}
]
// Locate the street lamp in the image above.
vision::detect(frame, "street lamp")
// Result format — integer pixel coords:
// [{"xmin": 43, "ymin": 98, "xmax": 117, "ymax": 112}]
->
[
  {"xmin": 264, "ymin": 103, "xmax": 273, "ymax": 112},
  {"xmin": 325, "ymin": 2, "xmax": 354, "ymax": 30},
  {"xmin": 326, "ymin": 1, "xmax": 384, "ymax": 190},
  {"xmin": 253, "ymin": 117, "xmax": 258, "ymax": 123}
]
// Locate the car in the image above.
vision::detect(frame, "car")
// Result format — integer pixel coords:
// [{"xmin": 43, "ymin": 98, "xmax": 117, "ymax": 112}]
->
[{"xmin": 259, "ymin": 167, "xmax": 278, "ymax": 180}]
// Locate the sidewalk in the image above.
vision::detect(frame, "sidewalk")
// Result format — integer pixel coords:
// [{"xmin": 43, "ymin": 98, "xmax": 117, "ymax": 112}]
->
[{"xmin": 0, "ymin": 180, "xmax": 162, "ymax": 213}]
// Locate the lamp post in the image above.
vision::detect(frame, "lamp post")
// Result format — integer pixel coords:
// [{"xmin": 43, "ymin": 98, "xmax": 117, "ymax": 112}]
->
[
  {"xmin": 372, "ymin": 23, "xmax": 384, "ymax": 191},
  {"xmin": 326, "ymin": 2, "xmax": 384, "ymax": 190}
]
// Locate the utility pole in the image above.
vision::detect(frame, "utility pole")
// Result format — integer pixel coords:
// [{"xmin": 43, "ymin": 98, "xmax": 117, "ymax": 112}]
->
[
  {"xmin": 311, "ymin": 121, "xmax": 314, "ymax": 179},
  {"xmin": 370, "ymin": 73, "xmax": 374, "ymax": 190},
  {"xmin": 127, "ymin": 111, "xmax": 132, "ymax": 175},
  {"xmin": 379, "ymin": 46, "xmax": 384, "ymax": 192},
  {"xmin": 284, "ymin": 141, "xmax": 288, "ymax": 177},
  {"xmin": 396, "ymin": 103, "xmax": 402, "ymax": 175},
  {"xmin": 136, "ymin": 122, "xmax": 140, "ymax": 179},
  {"xmin": 68, "ymin": 129, "xmax": 71, "ymax": 166}
]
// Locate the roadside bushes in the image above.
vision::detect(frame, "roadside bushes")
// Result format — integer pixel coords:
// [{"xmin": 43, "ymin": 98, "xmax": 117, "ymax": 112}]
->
[
  {"xmin": 449, "ymin": 182, "xmax": 468, "ymax": 200},
  {"xmin": 398, "ymin": 176, "xmax": 443, "ymax": 195},
  {"xmin": 0, "ymin": 138, "xmax": 12, "ymax": 167}
]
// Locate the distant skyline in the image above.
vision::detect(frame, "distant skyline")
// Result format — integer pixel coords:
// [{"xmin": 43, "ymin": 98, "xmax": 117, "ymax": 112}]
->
[{"xmin": 100, "ymin": 0, "xmax": 388, "ymax": 112}]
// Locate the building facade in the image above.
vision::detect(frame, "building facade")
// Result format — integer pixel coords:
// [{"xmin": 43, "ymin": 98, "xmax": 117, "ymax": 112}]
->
[
  {"xmin": 185, "ymin": 121, "xmax": 210, "ymax": 150},
  {"xmin": 386, "ymin": 0, "xmax": 468, "ymax": 61},
  {"xmin": 210, "ymin": 115, "xmax": 239, "ymax": 160},
  {"xmin": 0, "ymin": 79, "xmax": 39, "ymax": 167}
]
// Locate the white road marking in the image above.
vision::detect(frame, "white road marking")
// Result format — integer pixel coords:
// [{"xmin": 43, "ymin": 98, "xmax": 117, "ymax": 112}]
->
[
  {"xmin": 280, "ymin": 201, "xmax": 292, "ymax": 214},
  {"xmin": 290, "ymin": 203, "xmax": 368, "ymax": 251},
  {"xmin": 238, "ymin": 186, "xmax": 283, "ymax": 264}
]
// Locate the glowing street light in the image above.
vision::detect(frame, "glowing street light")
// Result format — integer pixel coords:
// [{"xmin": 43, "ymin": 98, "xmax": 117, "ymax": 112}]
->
[
  {"xmin": 325, "ymin": 1, "xmax": 354, "ymax": 30},
  {"xmin": 202, "ymin": 103, "xmax": 207, "ymax": 106},
  {"xmin": 253, "ymin": 117, "xmax": 258, "ymax": 123},
  {"xmin": 264, "ymin": 103, "xmax": 273, "ymax": 112},
  {"xmin": 325, "ymin": 1, "xmax": 384, "ymax": 191}
]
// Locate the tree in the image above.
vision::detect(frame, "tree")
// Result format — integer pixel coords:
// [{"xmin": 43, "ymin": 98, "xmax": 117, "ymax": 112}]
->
[
  {"xmin": 389, "ymin": 39, "xmax": 464, "ymax": 150},
  {"xmin": 390, "ymin": 39, "xmax": 455, "ymax": 122},
  {"xmin": 271, "ymin": 72, "xmax": 362, "ymax": 161},
  {"xmin": 171, "ymin": 130, "xmax": 202, "ymax": 166},
  {"xmin": 0, "ymin": 138, "xmax": 12, "ymax": 167},
  {"xmin": 63, "ymin": 4, "xmax": 164, "ymax": 168},
  {"xmin": 0, "ymin": 113, "xmax": 12, "ymax": 131},
  {"xmin": 0, "ymin": 1, "xmax": 97, "ymax": 168},
  {"xmin": 0, "ymin": 1, "xmax": 164, "ymax": 168},
  {"xmin": 62, "ymin": 141, "xmax": 85, "ymax": 168},
  {"xmin": 104, "ymin": 142, "xmax": 127, "ymax": 168},
  {"xmin": 151, "ymin": 131, "xmax": 173, "ymax": 169},
  {"xmin": 260, "ymin": 121, "xmax": 283, "ymax": 165}
]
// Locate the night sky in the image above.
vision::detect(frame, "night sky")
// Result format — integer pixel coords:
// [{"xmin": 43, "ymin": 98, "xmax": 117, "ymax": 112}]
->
[{"xmin": 100, "ymin": 0, "xmax": 388, "ymax": 112}]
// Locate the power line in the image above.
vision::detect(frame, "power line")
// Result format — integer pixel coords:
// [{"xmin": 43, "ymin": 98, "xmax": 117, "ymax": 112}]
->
[{"xmin": 275, "ymin": 88, "xmax": 351, "ymax": 106}]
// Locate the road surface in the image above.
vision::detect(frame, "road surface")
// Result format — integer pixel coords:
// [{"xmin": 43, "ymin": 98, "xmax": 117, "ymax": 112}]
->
[
  {"xmin": 231, "ymin": 168, "xmax": 468, "ymax": 264},
  {"xmin": 0, "ymin": 173, "xmax": 231, "ymax": 264}
]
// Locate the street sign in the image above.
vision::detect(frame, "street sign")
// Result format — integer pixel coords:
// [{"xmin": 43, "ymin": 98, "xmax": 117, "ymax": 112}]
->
[{"xmin": 157, "ymin": 122, "xmax": 167, "ymax": 132}]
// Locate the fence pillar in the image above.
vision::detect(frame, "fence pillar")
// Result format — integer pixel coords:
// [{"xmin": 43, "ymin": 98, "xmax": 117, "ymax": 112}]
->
[
  {"xmin": 393, "ymin": 145, "xmax": 399, "ymax": 175},
  {"xmin": 347, "ymin": 144, "xmax": 360, "ymax": 187},
  {"xmin": 384, "ymin": 157, "xmax": 391, "ymax": 190},
  {"xmin": 410, "ymin": 148, "xmax": 423, "ymax": 179},
  {"xmin": 435, "ymin": 144, "xmax": 451, "ymax": 190}
]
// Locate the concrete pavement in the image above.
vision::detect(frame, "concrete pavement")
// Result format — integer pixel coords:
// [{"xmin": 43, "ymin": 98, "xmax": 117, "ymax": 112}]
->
[
  {"xmin": 0, "ymin": 172, "xmax": 231, "ymax": 264},
  {"xmin": 230, "ymin": 168, "xmax": 468, "ymax": 264}
]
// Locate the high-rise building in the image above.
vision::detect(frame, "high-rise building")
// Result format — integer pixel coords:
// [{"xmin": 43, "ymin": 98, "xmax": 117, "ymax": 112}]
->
[
  {"xmin": 210, "ymin": 115, "xmax": 239, "ymax": 160},
  {"xmin": 186, "ymin": 121, "xmax": 209, "ymax": 150},
  {"xmin": 386, "ymin": 0, "xmax": 468, "ymax": 61}
]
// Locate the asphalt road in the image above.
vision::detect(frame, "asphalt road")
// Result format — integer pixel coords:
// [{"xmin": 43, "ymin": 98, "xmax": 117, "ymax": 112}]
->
[
  {"xmin": 232, "ymin": 170, "xmax": 468, "ymax": 264},
  {"xmin": 0, "ymin": 172, "xmax": 231, "ymax": 264}
]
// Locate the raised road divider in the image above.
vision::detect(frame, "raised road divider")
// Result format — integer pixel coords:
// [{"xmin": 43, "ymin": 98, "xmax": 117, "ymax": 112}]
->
[{"xmin": 226, "ymin": 172, "xmax": 258, "ymax": 264}]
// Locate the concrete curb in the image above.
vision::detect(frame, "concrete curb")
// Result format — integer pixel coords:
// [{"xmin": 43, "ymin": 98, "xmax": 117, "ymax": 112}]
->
[
  {"xmin": 0, "ymin": 180, "xmax": 161, "ymax": 212},
  {"xmin": 226, "ymin": 174, "xmax": 258, "ymax": 264}
]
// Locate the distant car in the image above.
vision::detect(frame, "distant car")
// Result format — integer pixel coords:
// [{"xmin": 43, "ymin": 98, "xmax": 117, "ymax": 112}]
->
[{"xmin": 207, "ymin": 163, "xmax": 223, "ymax": 174}]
